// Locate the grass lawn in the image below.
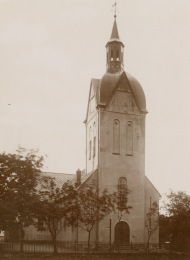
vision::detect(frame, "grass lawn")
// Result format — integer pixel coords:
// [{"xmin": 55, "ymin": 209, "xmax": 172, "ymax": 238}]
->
[{"xmin": 1, "ymin": 253, "xmax": 190, "ymax": 260}]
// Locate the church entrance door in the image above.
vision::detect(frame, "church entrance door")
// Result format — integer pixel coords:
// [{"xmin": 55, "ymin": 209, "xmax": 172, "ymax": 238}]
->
[{"xmin": 115, "ymin": 221, "xmax": 130, "ymax": 245}]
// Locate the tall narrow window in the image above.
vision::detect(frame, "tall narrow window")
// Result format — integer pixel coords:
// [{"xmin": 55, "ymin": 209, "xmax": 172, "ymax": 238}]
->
[
  {"xmin": 126, "ymin": 121, "xmax": 133, "ymax": 156},
  {"xmin": 93, "ymin": 136, "xmax": 96, "ymax": 157},
  {"xmin": 111, "ymin": 50, "xmax": 113, "ymax": 61},
  {"xmin": 113, "ymin": 120, "xmax": 120, "ymax": 154},
  {"xmin": 93, "ymin": 122, "xmax": 96, "ymax": 157},
  {"xmin": 116, "ymin": 50, "xmax": 120, "ymax": 61},
  {"xmin": 89, "ymin": 126, "xmax": 92, "ymax": 160},
  {"xmin": 89, "ymin": 141, "xmax": 92, "ymax": 160},
  {"xmin": 118, "ymin": 177, "xmax": 128, "ymax": 210},
  {"xmin": 121, "ymin": 48, "xmax": 123, "ymax": 62}
]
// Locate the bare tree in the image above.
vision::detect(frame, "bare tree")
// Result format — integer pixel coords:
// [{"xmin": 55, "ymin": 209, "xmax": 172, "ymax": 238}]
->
[
  {"xmin": 146, "ymin": 199, "xmax": 159, "ymax": 253},
  {"xmin": 78, "ymin": 182, "xmax": 113, "ymax": 253}
]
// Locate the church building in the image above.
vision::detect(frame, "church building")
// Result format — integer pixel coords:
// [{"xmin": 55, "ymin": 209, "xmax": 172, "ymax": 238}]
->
[
  {"xmin": 24, "ymin": 15, "xmax": 160, "ymax": 249},
  {"xmin": 81, "ymin": 15, "xmax": 160, "ymax": 247}
]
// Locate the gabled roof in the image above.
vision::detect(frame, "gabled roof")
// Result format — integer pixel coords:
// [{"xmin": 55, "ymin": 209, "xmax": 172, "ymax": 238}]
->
[
  {"xmin": 145, "ymin": 175, "xmax": 161, "ymax": 198},
  {"xmin": 85, "ymin": 71, "xmax": 147, "ymax": 123},
  {"xmin": 90, "ymin": 78, "xmax": 100, "ymax": 102},
  {"xmin": 41, "ymin": 170, "xmax": 92, "ymax": 189},
  {"xmin": 97, "ymin": 71, "xmax": 147, "ymax": 113},
  {"xmin": 84, "ymin": 78, "xmax": 100, "ymax": 123},
  {"xmin": 41, "ymin": 172, "xmax": 74, "ymax": 188}
]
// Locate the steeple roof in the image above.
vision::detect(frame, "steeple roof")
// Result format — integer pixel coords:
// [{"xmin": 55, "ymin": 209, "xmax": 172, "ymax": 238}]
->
[
  {"xmin": 106, "ymin": 17, "xmax": 124, "ymax": 47},
  {"xmin": 110, "ymin": 18, "xmax": 119, "ymax": 40}
]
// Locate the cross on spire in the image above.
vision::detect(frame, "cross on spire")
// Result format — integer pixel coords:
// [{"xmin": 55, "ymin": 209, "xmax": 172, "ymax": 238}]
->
[{"xmin": 112, "ymin": 1, "xmax": 118, "ymax": 19}]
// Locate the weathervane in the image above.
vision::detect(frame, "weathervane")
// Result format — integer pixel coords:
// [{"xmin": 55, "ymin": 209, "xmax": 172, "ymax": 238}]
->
[{"xmin": 112, "ymin": 1, "xmax": 118, "ymax": 19}]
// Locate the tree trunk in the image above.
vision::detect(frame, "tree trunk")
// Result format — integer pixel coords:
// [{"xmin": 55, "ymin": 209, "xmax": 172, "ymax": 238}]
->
[
  {"xmin": 50, "ymin": 230, "xmax": 57, "ymax": 254},
  {"xmin": 87, "ymin": 230, "xmax": 91, "ymax": 254},
  {"xmin": 53, "ymin": 237, "xmax": 57, "ymax": 254},
  {"xmin": 19, "ymin": 228, "xmax": 25, "ymax": 253},
  {"xmin": 147, "ymin": 235, "xmax": 150, "ymax": 254},
  {"xmin": 48, "ymin": 220, "xmax": 58, "ymax": 254}
]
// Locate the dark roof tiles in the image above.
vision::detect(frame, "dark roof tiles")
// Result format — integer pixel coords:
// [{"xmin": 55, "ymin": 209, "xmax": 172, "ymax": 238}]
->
[
  {"xmin": 41, "ymin": 172, "xmax": 74, "ymax": 188},
  {"xmin": 97, "ymin": 71, "xmax": 147, "ymax": 113},
  {"xmin": 97, "ymin": 72, "xmax": 121, "ymax": 106}
]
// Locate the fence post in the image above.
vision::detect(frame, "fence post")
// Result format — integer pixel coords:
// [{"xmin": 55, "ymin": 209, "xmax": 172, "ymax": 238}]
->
[{"xmin": 109, "ymin": 219, "xmax": 112, "ymax": 254}]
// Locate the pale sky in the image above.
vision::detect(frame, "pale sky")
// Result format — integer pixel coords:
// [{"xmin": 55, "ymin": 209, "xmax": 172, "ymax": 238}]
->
[{"xmin": 1, "ymin": 0, "xmax": 190, "ymax": 198}]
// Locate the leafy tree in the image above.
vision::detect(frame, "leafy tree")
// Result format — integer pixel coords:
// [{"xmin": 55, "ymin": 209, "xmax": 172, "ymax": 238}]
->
[
  {"xmin": 0, "ymin": 147, "xmax": 43, "ymax": 252},
  {"xmin": 37, "ymin": 178, "xmax": 78, "ymax": 254},
  {"xmin": 159, "ymin": 214, "xmax": 171, "ymax": 248},
  {"xmin": 164, "ymin": 191, "xmax": 190, "ymax": 216},
  {"xmin": 162, "ymin": 191, "xmax": 190, "ymax": 252},
  {"xmin": 77, "ymin": 182, "xmax": 114, "ymax": 253},
  {"xmin": 145, "ymin": 201, "xmax": 159, "ymax": 253}
]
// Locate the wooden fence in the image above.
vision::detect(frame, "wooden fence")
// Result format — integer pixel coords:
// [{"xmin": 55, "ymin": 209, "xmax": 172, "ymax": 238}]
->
[{"xmin": 0, "ymin": 240, "xmax": 151, "ymax": 254}]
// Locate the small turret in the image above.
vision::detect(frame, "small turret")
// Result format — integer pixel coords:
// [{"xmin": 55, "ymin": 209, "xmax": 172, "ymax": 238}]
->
[{"xmin": 106, "ymin": 16, "xmax": 125, "ymax": 73}]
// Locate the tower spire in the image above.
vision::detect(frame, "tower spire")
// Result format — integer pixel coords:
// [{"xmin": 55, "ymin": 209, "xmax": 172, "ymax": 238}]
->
[
  {"xmin": 106, "ymin": 2, "xmax": 125, "ymax": 73},
  {"xmin": 110, "ymin": 18, "xmax": 120, "ymax": 40}
]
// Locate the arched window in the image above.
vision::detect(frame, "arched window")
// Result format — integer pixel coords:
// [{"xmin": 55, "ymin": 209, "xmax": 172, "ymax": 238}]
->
[
  {"xmin": 113, "ymin": 120, "xmax": 120, "ymax": 154},
  {"xmin": 126, "ymin": 121, "xmax": 133, "ymax": 156},
  {"xmin": 118, "ymin": 177, "xmax": 127, "ymax": 210}
]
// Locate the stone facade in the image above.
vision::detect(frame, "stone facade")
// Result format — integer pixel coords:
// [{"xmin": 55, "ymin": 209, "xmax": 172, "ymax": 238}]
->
[
  {"xmin": 84, "ymin": 17, "xmax": 160, "ymax": 246},
  {"xmin": 23, "ymin": 16, "xmax": 160, "ymax": 248}
]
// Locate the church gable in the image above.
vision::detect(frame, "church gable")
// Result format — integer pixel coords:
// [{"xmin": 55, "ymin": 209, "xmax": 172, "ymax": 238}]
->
[
  {"xmin": 107, "ymin": 77, "xmax": 139, "ymax": 114},
  {"xmin": 145, "ymin": 176, "xmax": 161, "ymax": 199},
  {"xmin": 85, "ymin": 79, "xmax": 99, "ymax": 122}
]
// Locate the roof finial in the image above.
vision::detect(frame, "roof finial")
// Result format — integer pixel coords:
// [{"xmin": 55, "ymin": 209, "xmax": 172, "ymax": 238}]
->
[{"xmin": 112, "ymin": 1, "xmax": 117, "ymax": 19}]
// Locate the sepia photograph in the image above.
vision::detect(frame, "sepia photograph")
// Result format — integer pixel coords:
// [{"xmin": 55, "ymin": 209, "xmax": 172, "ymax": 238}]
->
[{"xmin": 0, "ymin": 0, "xmax": 190, "ymax": 259}]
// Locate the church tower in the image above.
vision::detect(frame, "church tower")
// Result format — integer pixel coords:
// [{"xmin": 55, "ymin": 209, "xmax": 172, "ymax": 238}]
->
[{"xmin": 84, "ymin": 14, "xmax": 160, "ymax": 246}]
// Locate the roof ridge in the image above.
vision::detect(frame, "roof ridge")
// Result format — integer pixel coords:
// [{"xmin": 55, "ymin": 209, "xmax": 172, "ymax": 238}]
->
[{"xmin": 42, "ymin": 171, "xmax": 74, "ymax": 175}]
